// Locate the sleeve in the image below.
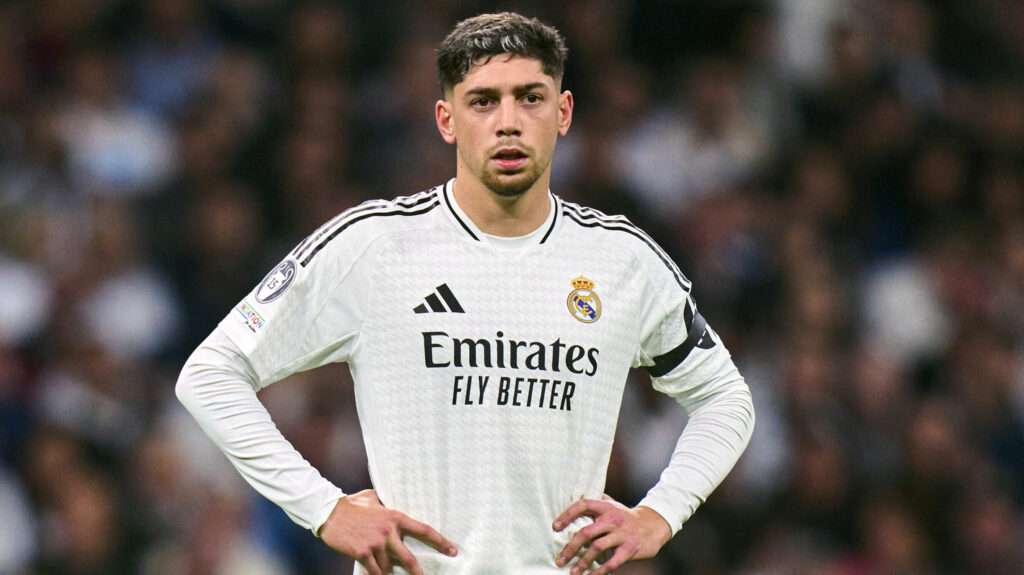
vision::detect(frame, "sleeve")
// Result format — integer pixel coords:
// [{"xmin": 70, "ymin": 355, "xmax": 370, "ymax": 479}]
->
[
  {"xmin": 631, "ymin": 253, "xmax": 755, "ymax": 536},
  {"xmin": 175, "ymin": 328, "xmax": 345, "ymax": 535},
  {"xmin": 177, "ymin": 220, "xmax": 382, "ymax": 534},
  {"xmin": 218, "ymin": 224, "xmax": 378, "ymax": 387}
]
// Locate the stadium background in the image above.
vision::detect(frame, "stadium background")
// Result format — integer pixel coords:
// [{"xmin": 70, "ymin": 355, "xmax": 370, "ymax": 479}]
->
[{"xmin": 2, "ymin": 0, "xmax": 1024, "ymax": 573}]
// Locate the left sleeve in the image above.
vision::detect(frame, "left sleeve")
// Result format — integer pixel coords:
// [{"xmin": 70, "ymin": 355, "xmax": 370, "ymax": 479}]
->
[{"xmin": 631, "ymin": 256, "xmax": 755, "ymax": 536}]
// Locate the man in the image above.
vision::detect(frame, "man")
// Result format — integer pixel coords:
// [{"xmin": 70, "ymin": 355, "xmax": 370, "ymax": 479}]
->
[{"xmin": 177, "ymin": 12, "xmax": 754, "ymax": 575}]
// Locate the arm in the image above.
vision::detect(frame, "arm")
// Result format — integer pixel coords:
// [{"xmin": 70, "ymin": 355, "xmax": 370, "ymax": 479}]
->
[
  {"xmin": 175, "ymin": 327, "xmax": 345, "ymax": 533},
  {"xmin": 554, "ymin": 320, "xmax": 754, "ymax": 574},
  {"xmin": 176, "ymin": 328, "xmax": 457, "ymax": 574},
  {"xmin": 178, "ymin": 204, "xmax": 461, "ymax": 572},
  {"xmin": 638, "ymin": 332, "xmax": 755, "ymax": 534}
]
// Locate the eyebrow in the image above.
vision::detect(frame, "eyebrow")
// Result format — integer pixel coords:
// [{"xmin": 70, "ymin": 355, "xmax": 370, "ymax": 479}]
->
[{"xmin": 463, "ymin": 82, "xmax": 550, "ymax": 99}]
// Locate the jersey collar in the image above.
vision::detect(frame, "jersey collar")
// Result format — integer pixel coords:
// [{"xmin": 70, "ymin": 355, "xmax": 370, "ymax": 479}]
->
[{"xmin": 441, "ymin": 178, "xmax": 561, "ymax": 245}]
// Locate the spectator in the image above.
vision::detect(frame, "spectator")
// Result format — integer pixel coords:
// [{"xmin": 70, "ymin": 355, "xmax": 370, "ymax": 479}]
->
[{"xmin": 4, "ymin": 2, "xmax": 1024, "ymax": 573}]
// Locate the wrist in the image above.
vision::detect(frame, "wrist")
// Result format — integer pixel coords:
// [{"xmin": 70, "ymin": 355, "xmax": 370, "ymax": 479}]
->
[
  {"xmin": 313, "ymin": 495, "xmax": 346, "ymax": 537},
  {"xmin": 635, "ymin": 505, "xmax": 672, "ymax": 546}
]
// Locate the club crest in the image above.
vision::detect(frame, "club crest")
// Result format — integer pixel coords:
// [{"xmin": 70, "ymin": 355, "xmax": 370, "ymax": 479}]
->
[{"xmin": 567, "ymin": 276, "xmax": 601, "ymax": 323}]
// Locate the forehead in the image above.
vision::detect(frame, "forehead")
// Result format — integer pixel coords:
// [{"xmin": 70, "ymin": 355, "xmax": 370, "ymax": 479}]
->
[{"xmin": 455, "ymin": 54, "xmax": 556, "ymax": 93}]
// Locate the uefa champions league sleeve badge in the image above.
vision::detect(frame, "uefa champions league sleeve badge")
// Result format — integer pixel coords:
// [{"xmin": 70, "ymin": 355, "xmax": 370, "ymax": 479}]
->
[
  {"xmin": 567, "ymin": 276, "xmax": 601, "ymax": 323},
  {"xmin": 256, "ymin": 259, "xmax": 297, "ymax": 303}
]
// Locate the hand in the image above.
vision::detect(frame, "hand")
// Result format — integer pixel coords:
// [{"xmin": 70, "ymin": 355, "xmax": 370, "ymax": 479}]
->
[
  {"xmin": 319, "ymin": 489, "xmax": 457, "ymax": 575},
  {"xmin": 552, "ymin": 495, "xmax": 671, "ymax": 575}
]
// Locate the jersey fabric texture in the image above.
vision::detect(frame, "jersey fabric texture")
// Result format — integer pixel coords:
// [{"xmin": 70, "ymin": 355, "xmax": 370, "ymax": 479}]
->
[{"xmin": 215, "ymin": 180, "xmax": 748, "ymax": 574}]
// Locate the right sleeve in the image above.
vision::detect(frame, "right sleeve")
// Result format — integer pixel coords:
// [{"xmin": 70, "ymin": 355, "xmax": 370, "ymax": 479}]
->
[
  {"xmin": 175, "ymin": 328, "xmax": 345, "ymax": 535},
  {"xmin": 219, "ymin": 224, "xmax": 378, "ymax": 387}
]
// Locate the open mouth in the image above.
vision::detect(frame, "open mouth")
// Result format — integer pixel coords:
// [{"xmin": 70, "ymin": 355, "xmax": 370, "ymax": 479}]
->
[{"xmin": 492, "ymin": 148, "xmax": 528, "ymax": 171}]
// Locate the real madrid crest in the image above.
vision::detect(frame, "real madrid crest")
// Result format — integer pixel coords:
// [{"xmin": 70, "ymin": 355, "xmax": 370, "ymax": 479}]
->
[{"xmin": 567, "ymin": 275, "xmax": 601, "ymax": 323}]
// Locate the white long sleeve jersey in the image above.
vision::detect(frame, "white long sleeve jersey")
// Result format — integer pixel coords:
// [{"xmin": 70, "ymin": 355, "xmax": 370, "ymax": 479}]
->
[{"xmin": 176, "ymin": 180, "xmax": 754, "ymax": 574}]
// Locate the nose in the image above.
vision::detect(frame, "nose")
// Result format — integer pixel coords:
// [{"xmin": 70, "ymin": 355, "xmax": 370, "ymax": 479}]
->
[{"xmin": 496, "ymin": 97, "xmax": 521, "ymax": 137}]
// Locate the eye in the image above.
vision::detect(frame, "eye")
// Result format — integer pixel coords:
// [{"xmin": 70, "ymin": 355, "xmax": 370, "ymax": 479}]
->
[
  {"xmin": 470, "ymin": 97, "xmax": 493, "ymax": 109},
  {"xmin": 523, "ymin": 94, "xmax": 543, "ymax": 104}
]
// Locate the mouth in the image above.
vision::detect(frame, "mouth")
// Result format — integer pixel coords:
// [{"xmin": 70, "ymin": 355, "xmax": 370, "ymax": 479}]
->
[{"xmin": 492, "ymin": 148, "xmax": 529, "ymax": 171}]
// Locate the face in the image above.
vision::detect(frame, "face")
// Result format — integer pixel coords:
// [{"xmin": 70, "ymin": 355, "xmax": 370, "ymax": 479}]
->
[{"xmin": 436, "ymin": 55, "xmax": 573, "ymax": 198}]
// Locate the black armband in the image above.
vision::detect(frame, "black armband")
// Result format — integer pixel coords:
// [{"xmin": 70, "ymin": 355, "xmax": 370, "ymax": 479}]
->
[{"xmin": 646, "ymin": 313, "xmax": 709, "ymax": 378}]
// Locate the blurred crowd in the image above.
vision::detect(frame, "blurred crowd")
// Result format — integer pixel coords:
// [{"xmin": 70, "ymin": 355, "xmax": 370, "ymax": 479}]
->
[{"xmin": 2, "ymin": 0, "xmax": 1024, "ymax": 573}]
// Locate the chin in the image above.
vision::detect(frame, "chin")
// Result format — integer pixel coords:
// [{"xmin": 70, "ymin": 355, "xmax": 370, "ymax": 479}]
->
[
  {"xmin": 484, "ymin": 172, "xmax": 538, "ymax": 198},
  {"xmin": 491, "ymin": 184, "xmax": 530, "ymax": 198}
]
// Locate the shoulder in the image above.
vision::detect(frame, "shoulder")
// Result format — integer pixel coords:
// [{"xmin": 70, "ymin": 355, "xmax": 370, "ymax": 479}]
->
[
  {"xmin": 559, "ymin": 198, "xmax": 641, "ymax": 241},
  {"xmin": 558, "ymin": 198, "xmax": 692, "ymax": 293},
  {"xmin": 289, "ymin": 187, "xmax": 444, "ymax": 268}
]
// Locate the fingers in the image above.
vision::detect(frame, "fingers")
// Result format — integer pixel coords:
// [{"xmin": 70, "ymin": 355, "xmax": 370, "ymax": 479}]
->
[
  {"xmin": 586, "ymin": 541, "xmax": 639, "ymax": 575},
  {"xmin": 554, "ymin": 499, "xmax": 619, "ymax": 566},
  {"xmin": 322, "ymin": 495, "xmax": 455, "ymax": 571},
  {"xmin": 363, "ymin": 530, "xmax": 428, "ymax": 575},
  {"xmin": 571, "ymin": 533, "xmax": 629, "ymax": 575},
  {"xmin": 358, "ymin": 529, "xmax": 442, "ymax": 575},
  {"xmin": 556, "ymin": 514, "xmax": 613, "ymax": 568},
  {"xmin": 399, "ymin": 515, "xmax": 459, "ymax": 557},
  {"xmin": 555, "ymin": 498, "xmax": 652, "ymax": 574},
  {"xmin": 372, "ymin": 546, "xmax": 392, "ymax": 575},
  {"xmin": 387, "ymin": 516, "xmax": 457, "ymax": 575},
  {"xmin": 553, "ymin": 498, "xmax": 602, "ymax": 532},
  {"xmin": 356, "ymin": 551, "xmax": 383, "ymax": 575},
  {"xmin": 387, "ymin": 531, "xmax": 418, "ymax": 575}
]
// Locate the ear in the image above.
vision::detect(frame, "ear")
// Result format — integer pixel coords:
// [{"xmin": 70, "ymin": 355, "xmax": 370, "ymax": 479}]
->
[
  {"xmin": 557, "ymin": 90, "xmax": 574, "ymax": 137},
  {"xmin": 436, "ymin": 99, "xmax": 457, "ymax": 144}
]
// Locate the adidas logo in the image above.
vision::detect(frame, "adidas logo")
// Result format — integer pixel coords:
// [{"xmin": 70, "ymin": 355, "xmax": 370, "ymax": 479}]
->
[{"xmin": 414, "ymin": 283, "xmax": 465, "ymax": 314}]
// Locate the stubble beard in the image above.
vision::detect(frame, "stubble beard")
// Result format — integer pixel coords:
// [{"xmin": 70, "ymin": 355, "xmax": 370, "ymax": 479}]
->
[
  {"xmin": 477, "ymin": 153, "xmax": 551, "ymax": 199},
  {"xmin": 481, "ymin": 170, "xmax": 534, "ymax": 197}
]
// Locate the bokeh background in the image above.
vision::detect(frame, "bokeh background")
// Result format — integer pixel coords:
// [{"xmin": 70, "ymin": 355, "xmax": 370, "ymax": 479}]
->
[{"xmin": 2, "ymin": 0, "xmax": 1024, "ymax": 573}]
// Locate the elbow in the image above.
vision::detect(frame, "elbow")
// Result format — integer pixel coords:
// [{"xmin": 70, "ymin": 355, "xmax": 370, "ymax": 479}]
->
[
  {"xmin": 175, "ymin": 356, "xmax": 201, "ymax": 413},
  {"xmin": 707, "ymin": 384, "xmax": 756, "ymax": 450},
  {"xmin": 739, "ymin": 386, "xmax": 755, "ymax": 444},
  {"xmin": 721, "ymin": 385, "xmax": 755, "ymax": 452},
  {"xmin": 720, "ymin": 369, "xmax": 755, "ymax": 443},
  {"xmin": 174, "ymin": 332, "xmax": 260, "ymax": 416}
]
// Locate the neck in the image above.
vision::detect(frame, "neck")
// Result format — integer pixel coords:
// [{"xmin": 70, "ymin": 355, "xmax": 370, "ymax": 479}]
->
[{"xmin": 451, "ymin": 175, "xmax": 552, "ymax": 237}]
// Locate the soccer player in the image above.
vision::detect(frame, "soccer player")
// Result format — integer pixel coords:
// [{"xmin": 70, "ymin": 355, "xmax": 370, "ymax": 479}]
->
[{"xmin": 176, "ymin": 11, "xmax": 754, "ymax": 575}]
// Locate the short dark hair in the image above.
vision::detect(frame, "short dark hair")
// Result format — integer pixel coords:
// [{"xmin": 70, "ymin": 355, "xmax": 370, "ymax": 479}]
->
[{"xmin": 437, "ymin": 12, "xmax": 568, "ymax": 96}]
